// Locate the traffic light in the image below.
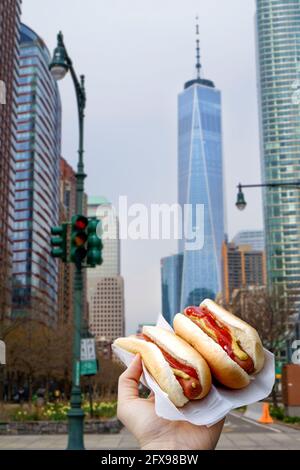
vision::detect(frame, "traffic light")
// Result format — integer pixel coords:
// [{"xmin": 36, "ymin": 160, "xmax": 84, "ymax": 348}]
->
[
  {"xmin": 87, "ymin": 217, "xmax": 103, "ymax": 267},
  {"xmin": 50, "ymin": 224, "xmax": 67, "ymax": 261},
  {"xmin": 70, "ymin": 215, "xmax": 88, "ymax": 267}
]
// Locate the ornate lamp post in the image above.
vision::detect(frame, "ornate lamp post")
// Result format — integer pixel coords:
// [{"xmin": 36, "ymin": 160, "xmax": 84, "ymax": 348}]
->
[{"xmin": 49, "ymin": 31, "xmax": 86, "ymax": 450}]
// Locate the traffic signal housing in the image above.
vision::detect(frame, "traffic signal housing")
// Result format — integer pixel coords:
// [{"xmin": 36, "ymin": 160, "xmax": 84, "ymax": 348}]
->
[
  {"xmin": 87, "ymin": 217, "xmax": 103, "ymax": 267},
  {"xmin": 50, "ymin": 224, "xmax": 67, "ymax": 261},
  {"xmin": 70, "ymin": 215, "xmax": 88, "ymax": 267}
]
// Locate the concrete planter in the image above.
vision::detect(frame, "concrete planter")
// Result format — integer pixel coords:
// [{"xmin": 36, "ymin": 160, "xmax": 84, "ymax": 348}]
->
[{"xmin": 0, "ymin": 418, "xmax": 123, "ymax": 435}]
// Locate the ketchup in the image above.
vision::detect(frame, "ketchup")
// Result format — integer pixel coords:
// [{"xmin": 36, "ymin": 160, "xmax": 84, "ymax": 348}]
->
[
  {"xmin": 184, "ymin": 306, "xmax": 254, "ymax": 374},
  {"xmin": 141, "ymin": 334, "xmax": 198, "ymax": 380}
]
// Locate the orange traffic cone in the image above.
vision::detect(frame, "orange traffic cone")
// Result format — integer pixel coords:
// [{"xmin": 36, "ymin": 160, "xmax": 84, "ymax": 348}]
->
[{"xmin": 258, "ymin": 402, "xmax": 273, "ymax": 424}]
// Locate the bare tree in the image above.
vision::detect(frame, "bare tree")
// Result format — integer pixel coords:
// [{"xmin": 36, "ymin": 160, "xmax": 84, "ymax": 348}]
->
[{"xmin": 230, "ymin": 286, "xmax": 296, "ymax": 407}]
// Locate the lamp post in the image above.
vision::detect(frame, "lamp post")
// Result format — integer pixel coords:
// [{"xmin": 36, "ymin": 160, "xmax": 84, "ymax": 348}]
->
[{"xmin": 49, "ymin": 32, "xmax": 86, "ymax": 450}]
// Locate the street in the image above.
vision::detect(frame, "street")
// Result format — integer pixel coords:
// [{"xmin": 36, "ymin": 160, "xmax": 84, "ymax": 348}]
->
[{"xmin": 0, "ymin": 412, "xmax": 300, "ymax": 450}]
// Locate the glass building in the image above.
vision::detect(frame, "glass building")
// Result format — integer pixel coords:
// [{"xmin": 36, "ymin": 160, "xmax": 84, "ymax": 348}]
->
[
  {"xmin": 12, "ymin": 24, "xmax": 61, "ymax": 323},
  {"xmin": 161, "ymin": 253, "xmax": 183, "ymax": 324},
  {"xmin": 178, "ymin": 35, "xmax": 224, "ymax": 309},
  {"xmin": 256, "ymin": 1, "xmax": 300, "ymax": 302},
  {"xmin": 0, "ymin": 0, "xmax": 21, "ymax": 318},
  {"xmin": 233, "ymin": 230, "xmax": 265, "ymax": 251}
]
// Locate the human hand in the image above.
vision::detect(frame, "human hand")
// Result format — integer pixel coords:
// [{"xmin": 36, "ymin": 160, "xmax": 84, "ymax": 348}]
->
[{"xmin": 117, "ymin": 354, "xmax": 224, "ymax": 450}]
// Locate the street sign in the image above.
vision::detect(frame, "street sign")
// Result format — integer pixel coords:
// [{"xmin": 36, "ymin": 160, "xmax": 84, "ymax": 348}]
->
[
  {"xmin": 81, "ymin": 338, "xmax": 96, "ymax": 361},
  {"xmin": 0, "ymin": 340, "xmax": 5, "ymax": 365},
  {"xmin": 80, "ymin": 338, "xmax": 98, "ymax": 376}
]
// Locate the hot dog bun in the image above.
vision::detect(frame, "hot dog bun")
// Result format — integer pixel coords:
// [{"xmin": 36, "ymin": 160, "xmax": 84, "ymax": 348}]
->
[
  {"xmin": 143, "ymin": 326, "xmax": 211, "ymax": 399},
  {"xmin": 173, "ymin": 299, "xmax": 265, "ymax": 389},
  {"xmin": 114, "ymin": 326, "xmax": 211, "ymax": 407}
]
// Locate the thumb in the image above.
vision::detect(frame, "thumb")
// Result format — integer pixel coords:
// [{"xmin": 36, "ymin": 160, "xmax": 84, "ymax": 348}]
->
[{"xmin": 118, "ymin": 354, "xmax": 143, "ymax": 402}]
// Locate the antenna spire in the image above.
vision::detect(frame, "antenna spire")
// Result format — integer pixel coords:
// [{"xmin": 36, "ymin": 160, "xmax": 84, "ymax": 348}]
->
[{"xmin": 195, "ymin": 16, "xmax": 201, "ymax": 79}]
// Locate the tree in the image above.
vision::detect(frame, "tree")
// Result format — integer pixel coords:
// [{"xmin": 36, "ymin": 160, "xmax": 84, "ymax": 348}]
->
[{"xmin": 231, "ymin": 286, "xmax": 296, "ymax": 407}]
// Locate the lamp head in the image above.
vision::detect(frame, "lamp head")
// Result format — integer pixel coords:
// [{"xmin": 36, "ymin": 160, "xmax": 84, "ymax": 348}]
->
[
  {"xmin": 236, "ymin": 184, "xmax": 247, "ymax": 211},
  {"xmin": 49, "ymin": 32, "xmax": 69, "ymax": 81}
]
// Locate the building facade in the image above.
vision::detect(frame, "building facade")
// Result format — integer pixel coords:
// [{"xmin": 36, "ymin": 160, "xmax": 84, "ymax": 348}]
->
[
  {"xmin": 87, "ymin": 197, "xmax": 124, "ymax": 353},
  {"xmin": 233, "ymin": 230, "xmax": 265, "ymax": 251},
  {"xmin": 58, "ymin": 157, "xmax": 76, "ymax": 325},
  {"xmin": 0, "ymin": 0, "xmax": 21, "ymax": 320},
  {"xmin": 89, "ymin": 276, "xmax": 124, "ymax": 343},
  {"xmin": 12, "ymin": 24, "xmax": 61, "ymax": 323},
  {"xmin": 178, "ymin": 36, "xmax": 224, "ymax": 309},
  {"xmin": 222, "ymin": 239, "xmax": 267, "ymax": 304},
  {"xmin": 256, "ymin": 1, "xmax": 300, "ymax": 303},
  {"xmin": 161, "ymin": 253, "xmax": 183, "ymax": 324}
]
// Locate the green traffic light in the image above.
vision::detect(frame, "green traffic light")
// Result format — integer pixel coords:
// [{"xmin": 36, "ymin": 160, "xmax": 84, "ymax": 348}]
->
[
  {"xmin": 50, "ymin": 224, "xmax": 67, "ymax": 261},
  {"xmin": 86, "ymin": 217, "xmax": 103, "ymax": 267}
]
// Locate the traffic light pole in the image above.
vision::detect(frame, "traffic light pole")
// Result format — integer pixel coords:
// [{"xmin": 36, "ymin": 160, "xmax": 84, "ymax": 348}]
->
[
  {"xmin": 51, "ymin": 33, "xmax": 87, "ymax": 450},
  {"xmin": 69, "ymin": 52, "xmax": 86, "ymax": 451},
  {"xmin": 50, "ymin": 32, "xmax": 103, "ymax": 451}
]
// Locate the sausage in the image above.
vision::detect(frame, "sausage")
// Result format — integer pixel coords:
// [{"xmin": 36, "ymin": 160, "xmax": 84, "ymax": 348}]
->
[{"xmin": 175, "ymin": 376, "xmax": 202, "ymax": 400}]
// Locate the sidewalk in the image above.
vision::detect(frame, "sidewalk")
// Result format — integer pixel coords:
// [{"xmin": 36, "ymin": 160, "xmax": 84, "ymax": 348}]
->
[{"xmin": 0, "ymin": 414, "xmax": 300, "ymax": 450}]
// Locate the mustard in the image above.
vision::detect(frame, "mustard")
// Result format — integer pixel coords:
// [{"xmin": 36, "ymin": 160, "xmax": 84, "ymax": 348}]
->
[
  {"xmin": 190, "ymin": 315, "xmax": 249, "ymax": 361},
  {"xmin": 171, "ymin": 368, "xmax": 190, "ymax": 380},
  {"xmin": 231, "ymin": 338, "xmax": 248, "ymax": 361}
]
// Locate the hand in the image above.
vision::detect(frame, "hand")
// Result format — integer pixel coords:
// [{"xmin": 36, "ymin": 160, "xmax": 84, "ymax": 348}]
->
[{"xmin": 117, "ymin": 354, "xmax": 224, "ymax": 450}]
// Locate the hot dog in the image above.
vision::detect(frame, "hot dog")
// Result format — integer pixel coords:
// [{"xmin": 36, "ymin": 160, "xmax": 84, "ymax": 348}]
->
[
  {"xmin": 114, "ymin": 326, "xmax": 212, "ymax": 407},
  {"xmin": 173, "ymin": 299, "xmax": 265, "ymax": 389}
]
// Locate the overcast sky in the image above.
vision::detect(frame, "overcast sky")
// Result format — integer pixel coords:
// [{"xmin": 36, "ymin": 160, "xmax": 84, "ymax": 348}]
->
[{"xmin": 22, "ymin": 0, "xmax": 263, "ymax": 334}]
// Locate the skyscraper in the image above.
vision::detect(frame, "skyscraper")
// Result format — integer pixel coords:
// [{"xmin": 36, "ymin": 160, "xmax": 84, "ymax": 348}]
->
[
  {"xmin": 256, "ymin": 1, "xmax": 300, "ymax": 303},
  {"xmin": 161, "ymin": 254, "xmax": 183, "ymax": 324},
  {"xmin": 178, "ymin": 23, "xmax": 224, "ymax": 309},
  {"xmin": 0, "ymin": 0, "xmax": 21, "ymax": 319},
  {"xmin": 87, "ymin": 197, "xmax": 124, "ymax": 351},
  {"xmin": 12, "ymin": 24, "xmax": 61, "ymax": 323}
]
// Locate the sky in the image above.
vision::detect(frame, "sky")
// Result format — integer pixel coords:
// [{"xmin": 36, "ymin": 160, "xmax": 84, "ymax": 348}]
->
[{"xmin": 22, "ymin": 0, "xmax": 263, "ymax": 334}]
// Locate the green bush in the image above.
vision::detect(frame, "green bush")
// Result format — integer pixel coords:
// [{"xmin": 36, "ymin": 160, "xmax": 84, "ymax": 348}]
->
[
  {"xmin": 270, "ymin": 405, "xmax": 300, "ymax": 424},
  {"xmin": 270, "ymin": 405, "xmax": 285, "ymax": 420}
]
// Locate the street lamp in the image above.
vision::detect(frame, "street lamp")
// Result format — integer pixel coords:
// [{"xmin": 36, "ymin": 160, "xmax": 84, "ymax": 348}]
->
[
  {"xmin": 236, "ymin": 184, "xmax": 247, "ymax": 211},
  {"xmin": 49, "ymin": 31, "xmax": 87, "ymax": 450},
  {"xmin": 235, "ymin": 180, "xmax": 300, "ymax": 211}
]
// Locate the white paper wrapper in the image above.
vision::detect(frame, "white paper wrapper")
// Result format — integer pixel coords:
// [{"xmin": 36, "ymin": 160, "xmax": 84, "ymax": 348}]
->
[{"xmin": 112, "ymin": 314, "xmax": 275, "ymax": 426}]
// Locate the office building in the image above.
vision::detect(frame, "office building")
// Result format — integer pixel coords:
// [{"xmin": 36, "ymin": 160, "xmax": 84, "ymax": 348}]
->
[
  {"xmin": 161, "ymin": 253, "xmax": 183, "ymax": 324},
  {"xmin": 12, "ymin": 24, "xmax": 61, "ymax": 323},
  {"xmin": 0, "ymin": 0, "xmax": 21, "ymax": 319},
  {"xmin": 256, "ymin": 1, "xmax": 300, "ymax": 303},
  {"xmin": 233, "ymin": 230, "xmax": 265, "ymax": 251},
  {"xmin": 178, "ymin": 24, "xmax": 224, "ymax": 308},
  {"xmin": 87, "ymin": 197, "xmax": 124, "ymax": 351},
  {"xmin": 58, "ymin": 157, "xmax": 76, "ymax": 324},
  {"xmin": 222, "ymin": 239, "xmax": 267, "ymax": 304}
]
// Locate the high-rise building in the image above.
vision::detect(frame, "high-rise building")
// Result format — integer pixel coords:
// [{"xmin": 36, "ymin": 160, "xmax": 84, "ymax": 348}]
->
[
  {"xmin": 12, "ymin": 24, "xmax": 61, "ymax": 324},
  {"xmin": 233, "ymin": 230, "xmax": 265, "ymax": 252},
  {"xmin": 256, "ymin": 1, "xmax": 300, "ymax": 303},
  {"xmin": 222, "ymin": 239, "xmax": 267, "ymax": 304},
  {"xmin": 0, "ymin": 0, "xmax": 21, "ymax": 320},
  {"xmin": 178, "ymin": 24, "xmax": 224, "ymax": 309},
  {"xmin": 87, "ymin": 197, "xmax": 124, "ymax": 351},
  {"xmin": 58, "ymin": 157, "xmax": 76, "ymax": 325},
  {"xmin": 161, "ymin": 254, "xmax": 183, "ymax": 324}
]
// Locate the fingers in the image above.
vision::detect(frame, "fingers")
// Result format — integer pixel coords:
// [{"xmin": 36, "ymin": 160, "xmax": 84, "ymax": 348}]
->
[{"xmin": 118, "ymin": 354, "xmax": 143, "ymax": 402}]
